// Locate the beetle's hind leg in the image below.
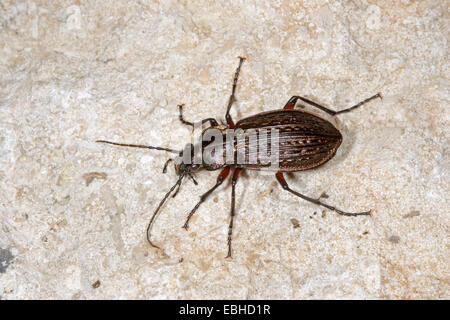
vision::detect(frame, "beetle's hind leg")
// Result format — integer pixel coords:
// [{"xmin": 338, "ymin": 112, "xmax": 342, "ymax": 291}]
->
[
  {"xmin": 275, "ymin": 172, "xmax": 371, "ymax": 216},
  {"xmin": 283, "ymin": 93, "xmax": 382, "ymax": 115},
  {"xmin": 225, "ymin": 56, "xmax": 246, "ymax": 129}
]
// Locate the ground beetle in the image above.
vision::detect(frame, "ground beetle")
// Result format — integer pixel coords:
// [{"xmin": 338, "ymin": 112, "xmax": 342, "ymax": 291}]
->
[{"xmin": 97, "ymin": 57, "xmax": 382, "ymax": 258}]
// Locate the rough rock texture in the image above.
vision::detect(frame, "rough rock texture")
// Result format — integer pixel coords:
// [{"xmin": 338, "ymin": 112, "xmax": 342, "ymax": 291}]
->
[{"xmin": 0, "ymin": 0, "xmax": 448, "ymax": 299}]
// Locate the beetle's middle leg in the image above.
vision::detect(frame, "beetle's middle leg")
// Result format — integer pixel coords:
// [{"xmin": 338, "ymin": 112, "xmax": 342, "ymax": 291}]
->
[
  {"xmin": 226, "ymin": 167, "xmax": 242, "ymax": 258},
  {"xmin": 225, "ymin": 56, "xmax": 246, "ymax": 129},
  {"xmin": 183, "ymin": 166, "xmax": 231, "ymax": 230},
  {"xmin": 283, "ymin": 93, "xmax": 382, "ymax": 115},
  {"xmin": 275, "ymin": 172, "xmax": 371, "ymax": 216}
]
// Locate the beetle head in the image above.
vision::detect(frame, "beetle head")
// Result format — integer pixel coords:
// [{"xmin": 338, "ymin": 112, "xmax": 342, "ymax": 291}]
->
[{"xmin": 174, "ymin": 143, "xmax": 202, "ymax": 176}]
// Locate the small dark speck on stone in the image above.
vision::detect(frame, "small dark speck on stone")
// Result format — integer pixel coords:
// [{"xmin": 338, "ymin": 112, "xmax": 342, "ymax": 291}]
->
[
  {"xmin": 388, "ymin": 235, "xmax": 400, "ymax": 243},
  {"xmin": 362, "ymin": 231, "xmax": 369, "ymax": 235},
  {"xmin": 403, "ymin": 210, "xmax": 420, "ymax": 218},
  {"xmin": 83, "ymin": 172, "xmax": 107, "ymax": 186},
  {"xmin": 92, "ymin": 280, "xmax": 101, "ymax": 289},
  {"xmin": 319, "ymin": 192, "xmax": 329, "ymax": 199},
  {"xmin": 0, "ymin": 248, "xmax": 14, "ymax": 273},
  {"xmin": 290, "ymin": 218, "xmax": 300, "ymax": 229}
]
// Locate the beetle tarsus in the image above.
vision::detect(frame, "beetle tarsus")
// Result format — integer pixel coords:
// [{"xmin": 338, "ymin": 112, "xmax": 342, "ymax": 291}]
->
[
  {"xmin": 334, "ymin": 92, "xmax": 383, "ymax": 115},
  {"xmin": 276, "ymin": 172, "xmax": 370, "ymax": 219},
  {"xmin": 226, "ymin": 168, "xmax": 242, "ymax": 260},
  {"xmin": 225, "ymin": 57, "xmax": 245, "ymax": 129},
  {"xmin": 284, "ymin": 92, "xmax": 382, "ymax": 116},
  {"xmin": 178, "ymin": 104, "xmax": 195, "ymax": 131},
  {"xmin": 179, "ymin": 104, "xmax": 220, "ymax": 130}
]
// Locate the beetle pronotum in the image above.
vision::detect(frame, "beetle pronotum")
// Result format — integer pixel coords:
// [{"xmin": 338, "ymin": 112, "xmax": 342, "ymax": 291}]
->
[{"xmin": 97, "ymin": 57, "xmax": 382, "ymax": 257}]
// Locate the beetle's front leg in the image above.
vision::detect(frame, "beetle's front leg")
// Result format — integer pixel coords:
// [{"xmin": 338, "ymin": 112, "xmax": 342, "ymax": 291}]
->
[
  {"xmin": 275, "ymin": 172, "xmax": 371, "ymax": 216},
  {"xmin": 178, "ymin": 104, "xmax": 195, "ymax": 128},
  {"xmin": 225, "ymin": 57, "xmax": 245, "ymax": 129},
  {"xmin": 283, "ymin": 93, "xmax": 382, "ymax": 115},
  {"xmin": 178, "ymin": 104, "xmax": 218, "ymax": 130}
]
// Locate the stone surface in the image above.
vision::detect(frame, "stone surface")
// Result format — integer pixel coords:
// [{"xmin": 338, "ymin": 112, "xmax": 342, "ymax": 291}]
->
[{"xmin": 0, "ymin": 0, "xmax": 448, "ymax": 299}]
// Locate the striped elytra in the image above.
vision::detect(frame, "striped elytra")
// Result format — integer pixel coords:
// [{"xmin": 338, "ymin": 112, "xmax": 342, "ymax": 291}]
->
[{"xmin": 235, "ymin": 109, "xmax": 343, "ymax": 171}]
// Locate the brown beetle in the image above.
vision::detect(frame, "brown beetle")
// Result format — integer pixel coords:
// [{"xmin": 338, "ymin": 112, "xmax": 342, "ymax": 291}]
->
[{"xmin": 97, "ymin": 57, "xmax": 382, "ymax": 257}]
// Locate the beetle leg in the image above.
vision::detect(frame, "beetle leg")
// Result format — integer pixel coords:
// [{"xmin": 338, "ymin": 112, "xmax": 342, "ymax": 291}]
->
[
  {"xmin": 333, "ymin": 93, "xmax": 382, "ymax": 115},
  {"xmin": 178, "ymin": 104, "xmax": 195, "ymax": 128},
  {"xmin": 162, "ymin": 158, "xmax": 173, "ymax": 173},
  {"xmin": 283, "ymin": 93, "xmax": 382, "ymax": 116},
  {"xmin": 173, "ymin": 173, "xmax": 198, "ymax": 198},
  {"xmin": 178, "ymin": 104, "xmax": 219, "ymax": 130},
  {"xmin": 275, "ymin": 172, "xmax": 371, "ymax": 216},
  {"xmin": 202, "ymin": 118, "xmax": 220, "ymax": 127},
  {"xmin": 188, "ymin": 173, "xmax": 198, "ymax": 185},
  {"xmin": 283, "ymin": 96, "xmax": 298, "ymax": 110},
  {"xmin": 183, "ymin": 166, "xmax": 231, "ymax": 229},
  {"xmin": 226, "ymin": 167, "xmax": 242, "ymax": 258},
  {"xmin": 225, "ymin": 57, "xmax": 246, "ymax": 129}
]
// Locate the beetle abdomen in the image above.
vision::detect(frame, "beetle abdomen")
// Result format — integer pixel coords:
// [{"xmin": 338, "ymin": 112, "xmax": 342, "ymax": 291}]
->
[{"xmin": 235, "ymin": 109, "xmax": 342, "ymax": 171}]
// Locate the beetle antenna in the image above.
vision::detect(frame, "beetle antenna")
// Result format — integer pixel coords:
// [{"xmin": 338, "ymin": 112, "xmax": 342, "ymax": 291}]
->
[
  {"xmin": 146, "ymin": 173, "xmax": 185, "ymax": 249},
  {"xmin": 96, "ymin": 140, "xmax": 180, "ymax": 154}
]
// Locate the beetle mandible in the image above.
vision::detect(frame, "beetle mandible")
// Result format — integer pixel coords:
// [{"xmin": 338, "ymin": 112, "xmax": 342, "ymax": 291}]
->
[{"xmin": 97, "ymin": 57, "xmax": 382, "ymax": 258}]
